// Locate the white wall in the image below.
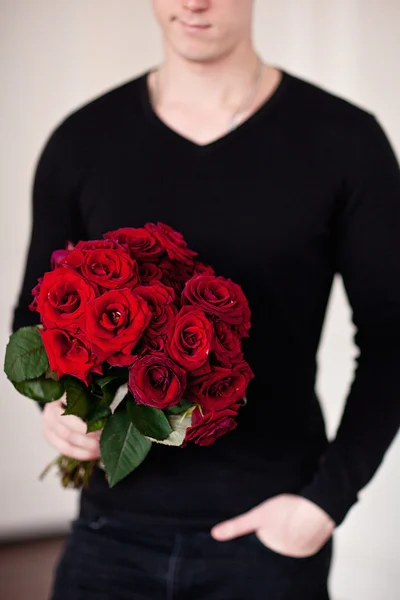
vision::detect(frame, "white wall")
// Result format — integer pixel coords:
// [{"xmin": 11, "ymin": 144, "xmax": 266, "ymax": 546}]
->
[{"xmin": 0, "ymin": 1, "xmax": 399, "ymax": 598}]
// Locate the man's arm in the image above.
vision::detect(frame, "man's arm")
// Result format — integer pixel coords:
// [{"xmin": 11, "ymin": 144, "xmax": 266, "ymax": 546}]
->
[
  {"xmin": 12, "ymin": 120, "xmax": 86, "ymax": 334},
  {"xmin": 11, "ymin": 120, "xmax": 87, "ymax": 411},
  {"xmin": 211, "ymin": 113, "xmax": 400, "ymax": 554},
  {"xmin": 299, "ymin": 113, "xmax": 400, "ymax": 526}
]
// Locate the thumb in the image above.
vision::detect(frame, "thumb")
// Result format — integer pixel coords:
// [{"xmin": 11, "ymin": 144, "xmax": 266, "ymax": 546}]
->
[{"xmin": 211, "ymin": 506, "xmax": 261, "ymax": 541}]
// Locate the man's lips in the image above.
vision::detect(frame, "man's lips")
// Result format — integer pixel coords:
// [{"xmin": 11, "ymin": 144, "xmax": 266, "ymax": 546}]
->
[{"xmin": 176, "ymin": 18, "xmax": 211, "ymax": 32}]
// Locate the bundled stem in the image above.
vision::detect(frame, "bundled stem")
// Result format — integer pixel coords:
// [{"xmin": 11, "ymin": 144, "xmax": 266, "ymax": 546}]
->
[{"xmin": 39, "ymin": 454, "xmax": 101, "ymax": 489}]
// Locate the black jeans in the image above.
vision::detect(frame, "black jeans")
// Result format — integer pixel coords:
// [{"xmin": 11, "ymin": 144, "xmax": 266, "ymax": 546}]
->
[{"xmin": 49, "ymin": 499, "xmax": 333, "ymax": 600}]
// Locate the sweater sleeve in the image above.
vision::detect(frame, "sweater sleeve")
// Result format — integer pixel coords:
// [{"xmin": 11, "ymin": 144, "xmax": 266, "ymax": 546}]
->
[
  {"xmin": 11, "ymin": 120, "xmax": 86, "ymax": 409},
  {"xmin": 11, "ymin": 120, "xmax": 86, "ymax": 334},
  {"xmin": 299, "ymin": 114, "xmax": 400, "ymax": 526}
]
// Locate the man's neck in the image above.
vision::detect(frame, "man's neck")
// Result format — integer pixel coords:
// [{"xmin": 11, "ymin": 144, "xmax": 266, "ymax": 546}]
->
[
  {"xmin": 147, "ymin": 42, "xmax": 282, "ymax": 146},
  {"xmin": 155, "ymin": 42, "xmax": 262, "ymax": 112}
]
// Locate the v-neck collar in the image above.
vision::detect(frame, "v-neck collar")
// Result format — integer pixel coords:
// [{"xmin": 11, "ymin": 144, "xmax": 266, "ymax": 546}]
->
[{"xmin": 138, "ymin": 66, "xmax": 292, "ymax": 153}]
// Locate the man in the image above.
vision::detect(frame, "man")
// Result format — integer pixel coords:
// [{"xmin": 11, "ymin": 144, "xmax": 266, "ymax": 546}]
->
[{"xmin": 12, "ymin": 1, "xmax": 400, "ymax": 598}]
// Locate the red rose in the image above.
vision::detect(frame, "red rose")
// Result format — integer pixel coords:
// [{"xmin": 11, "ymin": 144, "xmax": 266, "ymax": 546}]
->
[
  {"xmin": 128, "ymin": 352, "xmax": 186, "ymax": 409},
  {"xmin": 60, "ymin": 240, "xmax": 124, "ymax": 270},
  {"xmin": 186, "ymin": 361, "xmax": 254, "ymax": 411},
  {"xmin": 103, "ymin": 227, "xmax": 164, "ymax": 262},
  {"xmin": 85, "ymin": 289, "xmax": 151, "ymax": 365},
  {"xmin": 75, "ymin": 239, "xmax": 125, "ymax": 252},
  {"xmin": 50, "ymin": 248, "xmax": 69, "ymax": 269},
  {"xmin": 29, "ymin": 277, "xmax": 43, "ymax": 312},
  {"xmin": 145, "ymin": 222, "xmax": 197, "ymax": 265},
  {"xmin": 159, "ymin": 257, "xmax": 194, "ymax": 298},
  {"xmin": 167, "ymin": 305, "xmax": 213, "ymax": 372},
  {"xmin": 138, "ymin": 262, "xmax": 163, "ymax": 285},
  {"xmin": 40, "ymin": 328, "xmax": 102, "ymax": 385},
  {"xmin": 181, "ymin": 275, "xmax": 251, "ymax": 335},
  {"xmin": 134, "ymin": 283, "xmax": 176, "ymax": 338},
  {"xmin": 59, "ymin": 249, "xmax": 85, "ymax": 269},
  {"xmin": 193, "ymin": 261, "xmax": 215, "ymax": 276},
  {"xmin": 213, "ymin": 320, "xmax": 243, "ymax": 367},
  {"xmin": 141, "ymin": 334, "xmax": 168, "ymax": 353},
  {"xmin": 80, "ymin": 249, "xmax": 139, "ymax": 290},
  {"xmin": 182, "ymin": 406, "xmax": 239, "ymax": 447},
  {"xmin": 50, "ymin": 240, "xmax": 76, "ymax": 269},
  {"xmin": 36, "ymin": 268, "xmax": 96, "ymax": 330},
  {"xmin": 190, "ymin": 362, "xmax": 212, "ymax": 377}
]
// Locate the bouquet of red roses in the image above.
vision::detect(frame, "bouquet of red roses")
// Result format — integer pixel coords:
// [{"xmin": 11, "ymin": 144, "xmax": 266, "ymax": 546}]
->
[{"xmin": 4, "ymin": 223, "xmax": 253, "ymax": 488}]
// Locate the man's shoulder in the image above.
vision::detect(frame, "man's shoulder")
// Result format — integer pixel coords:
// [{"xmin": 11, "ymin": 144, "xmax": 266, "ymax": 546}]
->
[
  {"xmin": 286, "ymin": 71, "xmax": 397, "ymax": 176},
  {"xmin": 48, "ymin": 71, "xmax": 147, "ymax": 149},
  {"xmin": 286, "ymin": 70, "xmax": 376, "ymax": 131}
]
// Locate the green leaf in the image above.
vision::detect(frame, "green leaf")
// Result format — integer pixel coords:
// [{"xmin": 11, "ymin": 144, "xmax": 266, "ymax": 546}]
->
[
  {"xmin": 86, "ymin": 400, "xmax": 111, "ymax": 423},
  {"xmin": 61, "ymin": 377, "xmax": 113, "ymax": 425},
  {"xmin": 164, "ymin": 397, "xmax": 194, "ymax": 416},
  {"xmin": 92, "ymin": 373, "xmax": 127, "ymax": 406},
  {"xmin": 86, "ymin": 418, "xmax": 107, "ymax": 433},
  {"xmin": 100, "ymin": 406, "xmax": 152, "ymax": 487},
  {"xmin": 126, "ymin": 398, "xmax": 173, "ymax": 440},
  {"xmin": 12, "ymin": 378, "xmax": 64, "ymax": 402},
  {"xmin": 4, "ymin": 326, "xmax": 49, "ymax": 383},
  {"xmin": 62, "ymin": 377, "xmax": 92, "ymax": 419},
  {"xmin": 95, "ymin": 367, "xmax": 128, "ymax": 389},
  {"xmin": 96, "ymin": 375, "xmax": 119, "ymax": 389}
]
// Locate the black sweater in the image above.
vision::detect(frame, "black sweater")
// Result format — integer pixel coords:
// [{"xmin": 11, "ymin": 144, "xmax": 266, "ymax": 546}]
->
[{"xmin": 12, "ymin": 68, "xmax": 400, "ymax": 530}]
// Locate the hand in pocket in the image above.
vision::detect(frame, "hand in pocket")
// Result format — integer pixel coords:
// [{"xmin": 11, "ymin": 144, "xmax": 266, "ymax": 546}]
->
[{"xmin": 211, "ymin": 493, "xmax": 335, "ymax": 558}]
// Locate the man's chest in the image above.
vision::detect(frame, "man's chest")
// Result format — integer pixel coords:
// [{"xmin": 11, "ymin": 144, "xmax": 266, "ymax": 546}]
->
[{"xmin": 78, "ymin": 138, "xmax": 339, "ymax": 281}]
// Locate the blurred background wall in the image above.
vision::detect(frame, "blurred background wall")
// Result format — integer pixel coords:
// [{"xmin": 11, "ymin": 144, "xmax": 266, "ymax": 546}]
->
[{"xmin": 0, "ymin": 1, "xmax": 399, "ymax": 598}]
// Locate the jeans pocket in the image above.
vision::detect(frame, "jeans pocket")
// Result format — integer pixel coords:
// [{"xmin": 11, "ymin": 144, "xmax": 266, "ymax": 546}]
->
[
  {"xmin": 247, "ymin": 531, "xmax": 333, "ymax": 564},
  {"xmin": 73, "ymin": 514, "xmax": 109, "ymax": 530},
  {"xmin": 72, "ymin": 501, "xmax": 120, "ymax": 533},
  {"xmin": 234, "ymin": 532, "xmax": 332, "ymax": 599}
]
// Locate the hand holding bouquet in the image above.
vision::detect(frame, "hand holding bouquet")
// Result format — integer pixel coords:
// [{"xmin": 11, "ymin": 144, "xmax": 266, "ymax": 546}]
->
[{"xmin": 5, "ymin": 223, "xmax": 253, "ymax": 488}]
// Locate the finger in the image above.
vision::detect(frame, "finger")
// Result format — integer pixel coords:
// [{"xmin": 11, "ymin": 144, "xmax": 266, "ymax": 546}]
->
[
  {"xmin": 211, "ymin": 507, "xmax": 261, "ymax": 541},
  {"xmin": 87, "ymin": 430, "xmax": 102, "ymax": 441},
  {"xmin": 58, "ymin": 412, "xmax": 88, "ymax": 435},
  {"xmin": 44, "ymin": 398, "xmax": 87, "ymax": 433},
  {"xmin": 47, "ymin": 398, "xmax": 89, "ymax": 435},
  {"xmin": 45, "ymin": 428, "xmax": 101, "ymax": 461},
  {"xmin": 55, "ymin": 422, "xmax": 100, "ymax": 452},
  {"xmin": 51, "ymin": 401, "xmax": 102, "ymax": 440},
  {"xmin": 44, "ymin": 399, "xmax": 102, "ymax": 446}
]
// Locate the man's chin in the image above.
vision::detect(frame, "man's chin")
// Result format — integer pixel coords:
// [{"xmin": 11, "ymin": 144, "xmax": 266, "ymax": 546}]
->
[{"xmin": 171, "ymin": 43, "xmax": 228, "ymax": 66}]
